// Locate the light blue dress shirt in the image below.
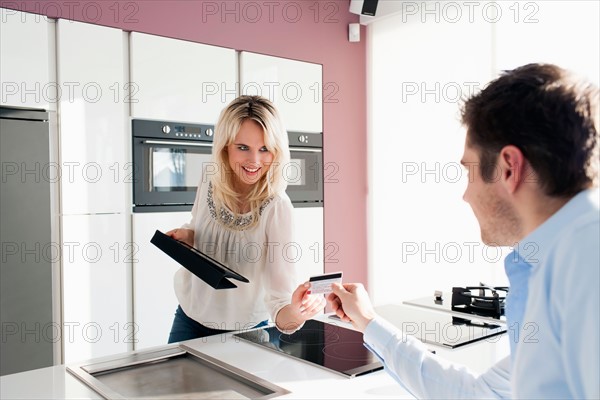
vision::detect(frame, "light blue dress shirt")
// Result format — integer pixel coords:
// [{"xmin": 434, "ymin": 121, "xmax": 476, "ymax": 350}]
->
[
  {"xmin": 364, "ymin": 188, "xmax": 599, "ymax": 399},
  {"xmin": 503, "ymin": 250, "xmax": 531, "ymax": 357}
]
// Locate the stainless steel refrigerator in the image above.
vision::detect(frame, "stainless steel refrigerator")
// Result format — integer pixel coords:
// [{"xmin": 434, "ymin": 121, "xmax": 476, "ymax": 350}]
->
[{"xmin": 1, "ymin": 107, "xmax": 60, "ymax": 375}]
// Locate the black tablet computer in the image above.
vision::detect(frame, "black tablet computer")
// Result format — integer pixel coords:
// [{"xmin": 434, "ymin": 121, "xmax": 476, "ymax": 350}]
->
[{"xmin": 150, "ymin": 230, "xmax": 249, "ymax": 289}]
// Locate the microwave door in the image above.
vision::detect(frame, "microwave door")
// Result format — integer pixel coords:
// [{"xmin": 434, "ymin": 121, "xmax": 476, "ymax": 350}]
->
[
  {"xmin": 134, "ymin": 140, "xmax": 212, "ymax": 211},
  {"xmin": 147, "ymin": 146, "xmax": 186, "ymax": 193},
  {"xmin": 145, "ymin": 140, "xmax": 211, "ymax": 192},
  {"xmin": 287, "ymin": 147, "xmax": 323, "ymax": 205}
]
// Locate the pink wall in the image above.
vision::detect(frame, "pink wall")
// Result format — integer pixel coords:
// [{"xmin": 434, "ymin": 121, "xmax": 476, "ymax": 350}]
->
[{"xmin": 1, "ymin": 0, "xmax": 368, "ymax": 287}]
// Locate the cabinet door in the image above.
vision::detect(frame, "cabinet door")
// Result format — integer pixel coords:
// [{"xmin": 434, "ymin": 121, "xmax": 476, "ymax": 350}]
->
[
  {"xmin": 62, "ymin": 214, "xmax": 130, "ymax": 363},
  {"xmin": 1, "ymin": 115, "xmax": 55, "ymax": 375},
  {"xmin": 0, "ymin": 9, "xmax": 51, "ymax": 109},
  {"xmin": 240, "ymin": 52, "xmax": 323, "ymax": 133},
  {"xmin": 57, "ymin": 20, "xmax": 128, "ymax": 215},
  {"xmin": 132, "ymin": 212, "xmax": 191, "ymax": 349},
  {"xmin": 130, "ymin": 32, "xmax": 237, "ymax": 124},
  {"xmin": 292, "ymin": 207, "xmax": 324, "ymax": 283}
]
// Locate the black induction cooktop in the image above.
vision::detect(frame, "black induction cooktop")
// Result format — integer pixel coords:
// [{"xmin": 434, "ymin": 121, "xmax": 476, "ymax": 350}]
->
[{"xmin": 234, "ymin": 320, "xmax": 383, "ymax": 378}]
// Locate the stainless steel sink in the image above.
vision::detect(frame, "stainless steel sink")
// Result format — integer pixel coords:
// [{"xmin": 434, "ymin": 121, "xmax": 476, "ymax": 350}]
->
[{"xmin": 67, "ymin": 343, "xmax": 289, "ymax": 399}]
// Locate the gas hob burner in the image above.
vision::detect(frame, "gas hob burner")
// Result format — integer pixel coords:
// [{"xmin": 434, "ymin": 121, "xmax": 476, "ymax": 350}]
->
[{"xmin": 451, "ymin": 285, "xmax": 508, "ymax": 319}]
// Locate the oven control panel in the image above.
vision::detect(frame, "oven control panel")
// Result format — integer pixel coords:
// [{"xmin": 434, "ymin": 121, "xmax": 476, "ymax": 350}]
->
[{"xmin": 133, "ymin": 119, "xmax": 215, "ymax": 142}]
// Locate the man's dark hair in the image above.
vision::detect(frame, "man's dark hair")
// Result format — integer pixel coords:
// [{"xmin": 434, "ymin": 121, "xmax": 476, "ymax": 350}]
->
[{"xmin": 461, "ymin": 63, "xmax": 599, "ymax": 197}]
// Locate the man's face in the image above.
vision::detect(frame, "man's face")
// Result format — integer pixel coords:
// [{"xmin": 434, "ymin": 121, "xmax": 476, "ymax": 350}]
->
[{"xmin": 461, "ymin": 140, "xmax": 521, "ymax": 246}]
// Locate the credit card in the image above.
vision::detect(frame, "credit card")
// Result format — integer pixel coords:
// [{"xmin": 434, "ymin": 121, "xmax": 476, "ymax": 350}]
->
[{"xmin": 308, "ymin": 272, "xmax": 342, "ymax": 295}]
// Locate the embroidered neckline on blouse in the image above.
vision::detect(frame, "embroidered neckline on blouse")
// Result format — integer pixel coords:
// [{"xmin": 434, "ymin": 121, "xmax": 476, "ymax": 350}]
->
[{"xmin": 207, "ymin": 182, "xmax": 273, "ymax": 229}]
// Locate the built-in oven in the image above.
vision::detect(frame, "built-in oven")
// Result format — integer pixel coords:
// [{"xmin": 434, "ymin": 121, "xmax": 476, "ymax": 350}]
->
[
  {"xmin": 132, "ymin": 119, "xmax": 215, "ymax": 213},
  {"xmin": 286, "ymin": 132, "xmax": 323, "ymax": 207},
  {"xmin": 132, "ymin": 119, "xmax": 323, "ymax": 212}
]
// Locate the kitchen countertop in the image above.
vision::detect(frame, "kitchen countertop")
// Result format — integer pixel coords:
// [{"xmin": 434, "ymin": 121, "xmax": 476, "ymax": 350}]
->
[{"xmin": 1, "ymin": 310, "xmax": 508, "ymax": 399}]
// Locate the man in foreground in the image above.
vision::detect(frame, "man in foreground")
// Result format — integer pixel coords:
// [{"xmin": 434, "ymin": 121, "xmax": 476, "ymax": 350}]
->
[{"xmin": 328, "ymin": 63, "xmax": 599, "ymax": 399}]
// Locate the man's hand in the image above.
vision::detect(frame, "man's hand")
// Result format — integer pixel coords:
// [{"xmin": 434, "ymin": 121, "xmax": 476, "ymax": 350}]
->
[{"xmin": 326, "ymin": 283, "xmax": 376, "ymax": 332}]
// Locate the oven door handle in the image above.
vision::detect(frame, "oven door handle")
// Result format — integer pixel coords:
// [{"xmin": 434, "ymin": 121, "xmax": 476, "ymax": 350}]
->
[
  {"xmin": 289, "ymin": 147, "xmax": 322, "ymax": 153},
  {"xmin": 142, "ymin": 140, "xmax": 213, "ymax": 147}
]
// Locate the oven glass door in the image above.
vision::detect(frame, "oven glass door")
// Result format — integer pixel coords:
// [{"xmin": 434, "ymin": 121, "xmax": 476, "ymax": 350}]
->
[
  {"xmin": 149, "ymin": 146, "xmax": 205, "ymax": 192},
  {"xmin": 286, "ymin": 148, "xmax": 323, "ymax": 205},
  {"xmin": 134, "ymin": 139, "xmax": 212, "ymax": 209}
]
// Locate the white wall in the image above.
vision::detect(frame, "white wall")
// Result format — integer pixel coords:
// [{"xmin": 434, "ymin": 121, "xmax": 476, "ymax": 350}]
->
[
  {"xmin": 368, "ymin": 1, "xmax": 599, "ymax": 306},
  {"xmin": 495, "ymin": 1, "xmax": 599, "ymax": 84}
]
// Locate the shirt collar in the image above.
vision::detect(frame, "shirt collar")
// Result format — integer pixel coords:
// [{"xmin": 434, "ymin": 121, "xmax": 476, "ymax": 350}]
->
[{"xmin": 513, "ymin": 188, "xmax": 599, "ymax": 270}]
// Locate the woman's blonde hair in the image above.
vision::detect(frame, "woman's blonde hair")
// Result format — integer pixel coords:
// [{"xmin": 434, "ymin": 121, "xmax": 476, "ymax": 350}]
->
[{"xmin": 210, "ymin": 95, "xmax": 290, "ymax": 230}]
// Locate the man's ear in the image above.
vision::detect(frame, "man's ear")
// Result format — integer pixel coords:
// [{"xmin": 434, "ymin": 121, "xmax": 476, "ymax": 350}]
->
[{"xmin": 498, "ymin": 145, "xmax": 526, "ymax": 194}]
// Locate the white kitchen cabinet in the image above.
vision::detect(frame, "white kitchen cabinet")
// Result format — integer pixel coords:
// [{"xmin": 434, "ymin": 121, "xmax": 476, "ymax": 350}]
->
[
  {"xmin": 132, "ymin": 212, "xmax": 191, "ymax": 349},
  {"xmin": 240, "ymin": 52, "xmax": 323, "ymax": 133},
  {"xmin": 62, "ymin": 213, "xmax": 130, "ymax": 363},
  {"xmin": 0, "ymin": 9, "xmax": 52, "ymax": 109},
  {"xmin": 293, "ymin": 207, "xmax": 324, "ymax": 283},
  {"xmin": 57, "ymin": 20, "xmax": 128, "ymax": 215},
  {"xmin": 129, "ymin": 32, "xmax": 237, "ymax": 124}
]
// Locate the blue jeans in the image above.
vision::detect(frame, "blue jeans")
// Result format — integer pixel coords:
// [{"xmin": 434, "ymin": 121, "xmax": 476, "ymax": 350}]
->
[{"xmin": 167, "ymin": 305, "xmax": 268, "ymax": 343}]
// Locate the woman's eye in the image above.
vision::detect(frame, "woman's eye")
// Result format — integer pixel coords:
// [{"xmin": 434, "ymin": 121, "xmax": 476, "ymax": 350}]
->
[
  {"xmin": 260, "ymin": 146, "xmax": 269, "ymax": 152},
  {"xmin": 238, "ymin": 145, "xmax": 248, "ymax": 151}
]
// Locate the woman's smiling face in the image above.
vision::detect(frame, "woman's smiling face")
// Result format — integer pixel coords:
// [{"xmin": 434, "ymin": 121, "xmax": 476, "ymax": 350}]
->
[{"xmin": 226, "ymin": 119, "xmax": 274, "ymax": 194}]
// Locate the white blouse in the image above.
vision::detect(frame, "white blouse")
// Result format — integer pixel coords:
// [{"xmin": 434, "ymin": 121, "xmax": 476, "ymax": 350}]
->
[{"xmin": 174, "ymin": 177, "xmax": 298, "ymax": 331}]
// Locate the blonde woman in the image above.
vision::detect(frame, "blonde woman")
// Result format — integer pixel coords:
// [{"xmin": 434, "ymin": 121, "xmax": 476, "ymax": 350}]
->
[{"xmin": 166, "ymin": 95, "xmax": 325, "ymax": 342}]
